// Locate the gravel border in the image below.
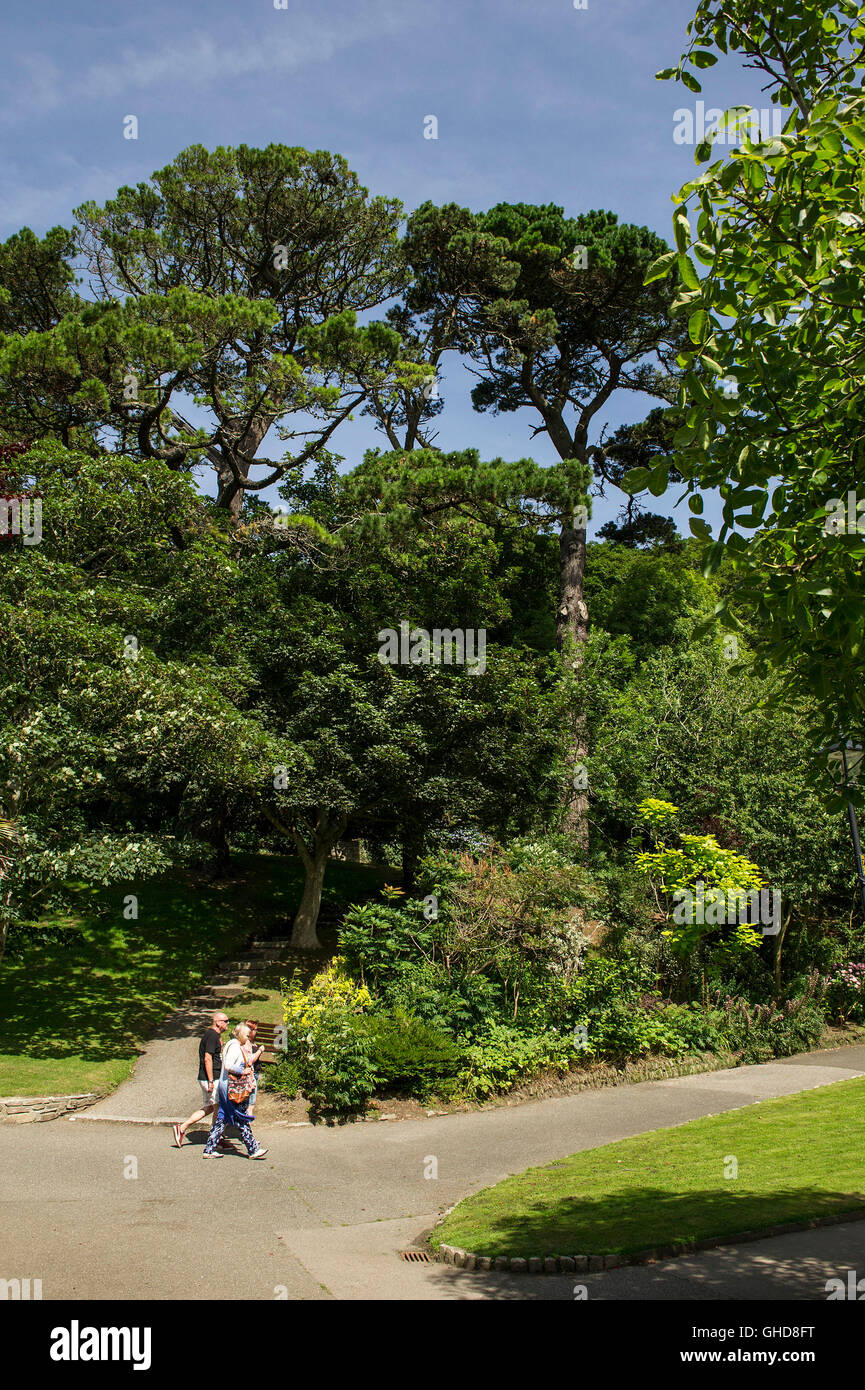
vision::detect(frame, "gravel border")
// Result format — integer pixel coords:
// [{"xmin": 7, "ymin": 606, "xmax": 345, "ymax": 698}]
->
[{"xmin": 432, "ymin": 1206, "xmax": 865, "ymax": 1273}]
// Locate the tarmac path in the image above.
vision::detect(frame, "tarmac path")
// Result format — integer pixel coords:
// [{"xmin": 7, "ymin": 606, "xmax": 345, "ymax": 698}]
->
[{"xmin": 2, "ymin": 1044, "xmax": 865, "ymax": 1300}]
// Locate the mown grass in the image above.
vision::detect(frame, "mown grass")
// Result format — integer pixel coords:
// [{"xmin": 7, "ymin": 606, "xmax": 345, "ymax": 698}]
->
[
  {"xmin": 431, "ymin": 1075, "xmax": 865, "ymax": 1259},
  {"xmin": 0, "ymin": 853, "xmax": 387, "ymax": 1096},
  {"xmin": 0, "ymin": 1053, "xmax": 134, "ymax": 1097}
]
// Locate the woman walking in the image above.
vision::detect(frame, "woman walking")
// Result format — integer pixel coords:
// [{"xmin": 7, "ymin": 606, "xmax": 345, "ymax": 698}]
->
[
  {"xmin": 202, "ymin": 1023, "xmax": 268, "ymax": 1160},
  {"xmin": 242, "ymin": 1018, "xmax": 265, "ymax": 1119}
]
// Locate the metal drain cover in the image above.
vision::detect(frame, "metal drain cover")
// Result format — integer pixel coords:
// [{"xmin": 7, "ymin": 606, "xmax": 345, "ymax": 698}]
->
[{"xmin": 400, "ymin": 1249, "xmax": 433, "ymax": 1263}]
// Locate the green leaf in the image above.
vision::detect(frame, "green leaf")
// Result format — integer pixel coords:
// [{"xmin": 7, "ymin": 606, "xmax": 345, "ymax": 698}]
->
[
  {"xmin": 677, "ymin": 255, "xmax": 700, "ymax": 289},
  {"xmin": 643, "ymin": 250, "xmax": 678, "ymax": 285},
  {"xmin": 673, "ymin": 213, "xmax": 692, "ymax": 253},
  {"xmin": 701, "ymin": 541, "xmax": 725, "ymax": 576},
  {"xmin": 648, "ymin": 464, "xmax": 670, "ymax": 498},
  {"xmin": 688, "ymin": 309, "xmax": 711, "ymax": 343},
  {"xmin": 621, "ymin": 467, "xmax": 651, "ymax": 495}
]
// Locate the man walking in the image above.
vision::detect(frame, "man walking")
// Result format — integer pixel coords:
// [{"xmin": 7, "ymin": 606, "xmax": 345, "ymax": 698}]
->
[{"xmin": 172, "ymin": 1011, "xmax": 229, "ymax": 1147}]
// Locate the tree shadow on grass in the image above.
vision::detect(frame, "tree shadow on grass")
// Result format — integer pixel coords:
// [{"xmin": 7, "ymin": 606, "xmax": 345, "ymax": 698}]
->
[
  {"xmin": 438, "ymin": 1184, "xmax": 865, "ymax": 1265},
  {"xmin": 0, "ymin": 855, "xmax": 393, "ymax": 1062},
  {"xmin": 420, "ymin": 1185, "xmax": 865, "ymax": 1301}
]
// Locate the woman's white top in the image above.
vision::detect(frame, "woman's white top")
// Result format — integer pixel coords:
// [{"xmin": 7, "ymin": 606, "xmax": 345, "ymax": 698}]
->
[{"xmin": 220, "ymin": 1039, "xmax": 247, "ymax": 1078}]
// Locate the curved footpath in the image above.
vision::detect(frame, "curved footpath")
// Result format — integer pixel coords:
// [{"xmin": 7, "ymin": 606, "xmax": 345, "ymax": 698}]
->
[
  {"xmin": 3, "ymin": 1044, "xmax": 865, "ymax": 1299},
  {"xmin": 81, "ymin": 936, "xmax": 291, "ymax": 1122}
]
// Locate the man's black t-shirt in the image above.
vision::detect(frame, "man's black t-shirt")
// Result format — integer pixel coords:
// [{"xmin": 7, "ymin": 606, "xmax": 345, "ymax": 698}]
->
[{"xmin": 197, "ymin": 1028, "xmax": 222, "ymax": 1082}]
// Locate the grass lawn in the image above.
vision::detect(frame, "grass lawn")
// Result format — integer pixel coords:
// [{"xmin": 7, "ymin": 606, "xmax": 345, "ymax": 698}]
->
[
  {"xmin": 431, "ymin": 1075, "xmax": 865, "ymax": 1259},
  {"xmin": 0, "ymin": 853, "xmax": 388, "ymax": 1097}
]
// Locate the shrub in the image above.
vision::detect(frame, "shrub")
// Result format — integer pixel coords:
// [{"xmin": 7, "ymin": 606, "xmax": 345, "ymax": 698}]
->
[
  {"xmin": 339, "ymin": 860, "xmax": 598, "ymax": 1037},
  {"xmin": 716, "ymin": 978, "xmax": 826, "ymax": 1063},
  {"xmin": 589, "ymin": 1000, "xmax": 675, "ymax": 1059},
  {"xmin": 263, "ymin": 1053, "xmax": 301, "ymax": 1100},
  {"xmin": 360, "ymin": 1008, "xmax": 461, "ymax": 1097},
  {"xmin": 297, "ymin": 1015, "xmax": 378, "ymax": 1117},
  {"xmin": 825, "ymin": 962, "xmax": 865, "ymax": 1024},
  {"xmin": 423, "ymin": 844, "xmax": 594, "ymax": 989},
  {"xmin": 374, "ymin": 958, "xmax": 480, "ymax": 1033},
  {"xmin": 277, "ymin": 958, "xmax": 377, "ymax": 1116},
  {"xmin": 634, "ymin": 797, "xmax": 766, "ymax": 960},
  {"xmin": 569, "ymin": 950, "xmax": 656, "ymax": 1013},
  {"xmin": 657, "ymin": 1003, "xmax": 727, "ymax": 1053},
  {"xmin": 339, "ymin": 900, "xmax": 438, "ymax": 988},
  {"xmin": 458, "ymin": 1023, "xmax": 578, "ymax": 1098},
  {"xmin": 282, "ymin": 956, "xmax": 372, "ymax": 1027}
]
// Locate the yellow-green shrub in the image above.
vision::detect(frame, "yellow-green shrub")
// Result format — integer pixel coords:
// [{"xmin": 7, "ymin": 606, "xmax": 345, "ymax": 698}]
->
[{"xmin": 282, "ymin": 956, "xmax": 373, "ymax": 1028}]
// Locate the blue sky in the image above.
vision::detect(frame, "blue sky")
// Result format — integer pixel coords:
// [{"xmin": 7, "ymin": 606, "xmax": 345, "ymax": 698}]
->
[{"xmin": 1, "ymin": 0, "xmax": 772, "ymax": 534}]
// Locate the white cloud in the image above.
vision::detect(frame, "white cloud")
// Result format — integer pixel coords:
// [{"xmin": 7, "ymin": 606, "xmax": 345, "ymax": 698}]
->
[{"xmin": 3, "ymin": 2, "xmax": 423, "ymax": 121}]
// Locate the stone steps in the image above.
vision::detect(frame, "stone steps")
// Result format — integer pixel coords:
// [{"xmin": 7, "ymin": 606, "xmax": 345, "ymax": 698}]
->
[
  {"xmin": 196, "ymin": 990, "xmax": 251, "ymax": 1001},
  {"xmin": 181, "ymin": 937, "xmax": 296, "ymax": 1010},
  {"xmin": 215, "ymin": 957, "xmax": 276, "ymax": 971},
  {"xmin": 180, "ymin": 925, "xmax": 347, "ymax": 1013}
]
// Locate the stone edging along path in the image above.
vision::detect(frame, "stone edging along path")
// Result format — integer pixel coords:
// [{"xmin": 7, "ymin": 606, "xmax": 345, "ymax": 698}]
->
[
  {"xmin": 0, "ymin": 1092, "xmax": 99, "ymax": 1123},
  {"xmin": 433, "ymin": 1208, "xmax": 865, "ymax": 1275}
]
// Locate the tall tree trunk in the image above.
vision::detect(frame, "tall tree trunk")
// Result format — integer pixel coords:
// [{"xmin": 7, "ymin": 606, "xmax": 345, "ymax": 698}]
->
[
  {"xmin": 531, "ymin": 384, "xmax": 595, "ymax": 849},
  {"xmin": 215, "ymin": 416, "xmax": 273, "ymax": 518},
  {"xmin": 556, "ymin": 511, "xmax": 590, "ymax": 848},
  {"xmin": 263, "ymin": 807, "xmax": 346, "ymax": 948},
  {"xmin": 216, "ymin": 465, "xmax": 247, "ymax": 518},
  {"xmin": 291, "ymin": 811, "xmax": 346, "ymax": 948},
  {"xmin": 0, "ymin": 810, "xmax": 18, "ymax": 969},
  {"xmin": 291, "ymin": 847, "xmax": 330, "ymax": 949}
]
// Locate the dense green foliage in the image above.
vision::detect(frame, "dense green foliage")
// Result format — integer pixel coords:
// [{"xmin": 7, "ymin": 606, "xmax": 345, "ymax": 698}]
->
[
  {"xmin": 639, "ymin": 0, "xmax": 865, "ymax": 750},
  {"xmin": 3, "ymin": 87, "xmax": 864, "ymax": 1112}
]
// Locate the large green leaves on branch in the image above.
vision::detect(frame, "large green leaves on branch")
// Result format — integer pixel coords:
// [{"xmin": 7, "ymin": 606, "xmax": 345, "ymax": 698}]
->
[{"xmin": 645, "ymin": 1, "xmax": 865, "ymax": 738}]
